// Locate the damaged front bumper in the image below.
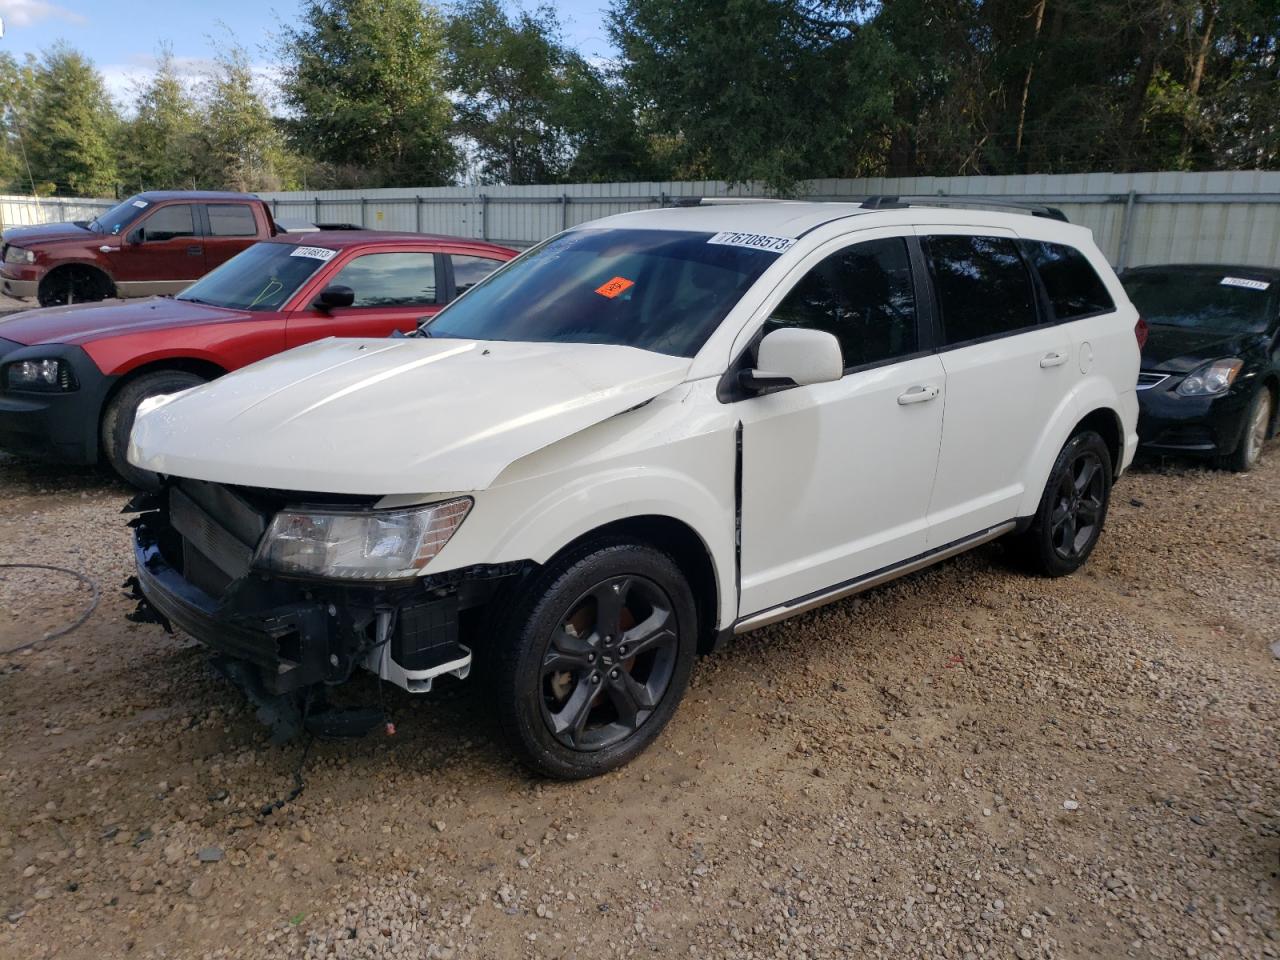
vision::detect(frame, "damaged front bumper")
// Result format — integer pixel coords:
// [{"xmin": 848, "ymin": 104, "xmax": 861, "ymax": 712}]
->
[{"xmin": 129, "ymin": 481, "xmax": 524, "ymax": 699}]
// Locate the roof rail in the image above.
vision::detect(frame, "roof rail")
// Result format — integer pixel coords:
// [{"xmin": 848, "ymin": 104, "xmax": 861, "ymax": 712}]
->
[
  {"xmin": 860, "ymin": 195, "xmax": 1069, "ymax": 222},
  {"xmin": 669, "ymin": 197, "xmax": 788, "ymax": 207}
]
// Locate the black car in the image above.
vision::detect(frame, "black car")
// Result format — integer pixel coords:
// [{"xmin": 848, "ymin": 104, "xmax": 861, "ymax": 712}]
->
[{"xmin": 1121, "ymin": 264, "xmax": 1279, "ymax": 471}]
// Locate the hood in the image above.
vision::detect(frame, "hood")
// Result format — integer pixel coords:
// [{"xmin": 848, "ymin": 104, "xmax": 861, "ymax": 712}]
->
[
  {"xmin": 129, "ymin": 337, "xmax": 692, "ymax": 495},
  {"xmin": 2, "ymin": 221, "xmax": 94, "ymax": 246},
  {"xmin": 1141, "ymin": 325, "xmax": 1259, "ymax": 374},
  {"xmin": 0, "ymin": 298, "xmax": 251, "ymax": 346}
]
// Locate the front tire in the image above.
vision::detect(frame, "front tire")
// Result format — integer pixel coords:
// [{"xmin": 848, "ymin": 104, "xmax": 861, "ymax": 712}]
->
[
  {"xmin": 37, "ymin": 266, "xmax": 112, "ymax": 307},
  {"xmin": 1220, "ymin": 387, "xmax": 1272, "ymax": 473},
  {"xmin": 1010, "ymin": 430, "xmax": 1113, "ymax": 577},
  {"xmin": 101, "ymin": 370, "xmax": 207, "ymax": 490},
  {"xmin": 492, "ymin": 541, "xmax": 698, "ymax": 779}
]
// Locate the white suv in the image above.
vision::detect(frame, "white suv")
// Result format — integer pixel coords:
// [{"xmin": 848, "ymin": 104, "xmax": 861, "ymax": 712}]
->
[{"xmin": 127, "ymin": 199, "xmax": 1140, "ymax": 778}]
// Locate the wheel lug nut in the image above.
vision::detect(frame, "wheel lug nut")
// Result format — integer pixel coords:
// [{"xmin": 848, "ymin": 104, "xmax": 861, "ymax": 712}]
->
[
  {"xmin": 587, "ymin": 653, "xmax": 596, "ymax": 662},
  {"xmin": 591, "ymin": 674, "xmax": 601, "ymax": 684},
  {"xmin": 618, "ymin": 645, "xmax": 627, "ymax": 655},
  {"xmin": 609, "ymin": 669, "xmax": 619, "ymax": 679}
]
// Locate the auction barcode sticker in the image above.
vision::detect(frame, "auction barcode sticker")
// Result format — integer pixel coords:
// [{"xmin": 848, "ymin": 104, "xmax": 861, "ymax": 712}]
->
[
  {"xmin": 1220, "ymin": 276, "xmax": 1270, "ymax": 291},
  {"xmin": 290, "ymin": 246, "xmax": 338, "ymax": 261},
  {"xmin": 708, "ymin": 232, "xmax": 796, "ymax": 253}
]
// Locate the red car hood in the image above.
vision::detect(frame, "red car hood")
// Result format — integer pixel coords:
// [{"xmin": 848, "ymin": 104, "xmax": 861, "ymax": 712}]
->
[
  {"xmin": 0, "ymin": 298, "xmax": 254, "ymax": 346},
  {"xmin": 2, "ymin": 220, "xmax": 96, "ymax": 245}
]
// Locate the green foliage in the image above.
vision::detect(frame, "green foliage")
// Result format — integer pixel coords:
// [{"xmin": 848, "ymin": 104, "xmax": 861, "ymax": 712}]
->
[
  {"xmin": 191, "ymin": 43, "xmax": 301, "ymax": 192},
  {"xmin": 22, "ymin": 45, "xmax": 119, "ymax": 196},
  {"xmin": 117, "ymin": 48, "xmax": 200, "ymax": 192},
  {"xmin": 279, "ymin": 0, "xmax": 459, "ymax": 187}
]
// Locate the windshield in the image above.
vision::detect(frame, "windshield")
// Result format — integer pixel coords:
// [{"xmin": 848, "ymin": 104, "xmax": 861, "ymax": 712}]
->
[
  {"xmin": 176, "ymin": 242, "xmax": 332, "ymax": 312},
  {"xmin": 88, "ymin": 196, "xmax": 152, "ymax": 236},
  {"xmin": 424, "ymin": 228, "xmax": 782, "ymax": 357},
  {"xmin": 1122, "ymin": 270, "xmax": 1275, "ymax": 335}
]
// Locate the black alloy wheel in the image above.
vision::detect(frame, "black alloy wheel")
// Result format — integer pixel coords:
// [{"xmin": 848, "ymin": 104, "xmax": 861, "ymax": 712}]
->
[
  {"xmin": 1048, "ymin": 449, "xmax": 1106, "ymax": 562},
  {"xmin": 492, "ymin": 541, "xmax": 697, "ymax": 779},
  {"xmin": 540, "ymin": 575, "xmax": 679, "ymax": 752},
  {"xmin": 1010, "ymin": 429, "xmax": 1113, "ymax": 577}
]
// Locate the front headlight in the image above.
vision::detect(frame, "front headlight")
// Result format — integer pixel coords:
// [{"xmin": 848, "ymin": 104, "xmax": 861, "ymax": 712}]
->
[
  {"xmin": 254, "ymin": 498, "xmax": 472, "ymax": 580},
  {"xmin": 1177, "ymin": 358, "xmax": 1243, "ymax": 397},
  {"xmin": 4, "ymin": 358, "xmax": 77, "ymax": 392},
  {"xmin": 4, "ymin": 246, "xmax": 36, "ymax": 265}
]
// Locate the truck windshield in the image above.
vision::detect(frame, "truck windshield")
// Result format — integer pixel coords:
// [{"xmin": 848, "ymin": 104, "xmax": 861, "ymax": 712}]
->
[
  {"xmin": 1123, "ymin": 270, "xmax": 1275, "ymax": 335},
  {"xmin": 88, "ymin": 196, "xmax": 151, "ymax": 235},
  {"xmin": 423, "ymin": 228, "xmax": 782, "ymax": 357},
  {"xmin": 176, "ymin": 242, "xmax": 332, "ymax": 312}
]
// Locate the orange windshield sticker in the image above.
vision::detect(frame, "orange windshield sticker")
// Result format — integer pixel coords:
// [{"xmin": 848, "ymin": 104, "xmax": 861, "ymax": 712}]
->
[{"xmin": 595, "ymin": 276, "xmax": 635, "ymax": 299}]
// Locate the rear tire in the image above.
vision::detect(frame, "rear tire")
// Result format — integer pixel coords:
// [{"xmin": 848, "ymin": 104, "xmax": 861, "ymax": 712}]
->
[
  {"xmin": 100, "ymin": 370, "xmax": 207, "ymax": 490},
  {"xmin": 491, "ymin": 540, "xmax": 698, "ymax": 779},
  {"xmin": 1009, "ymin": 430, "xmax": 1113, "ymax": 577},
  {"xmin": 1219, "ymin": 387, "xmax": 1272, "ymax": 473}
]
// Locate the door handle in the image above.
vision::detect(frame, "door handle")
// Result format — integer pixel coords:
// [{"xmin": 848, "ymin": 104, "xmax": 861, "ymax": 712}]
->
[
  {"xmin": 98, "ymin": 245, "xmax": 113, "ymax": 253},
  {"xmin": 897, "ymin": 384, "xmax": 940, "ymax": 405},
  {"xmin": 1040, "ymin": 351, "xmax": 1067, "ymax": 368},
  {"xmin": 186, "ymin": 244, "xmax": 203, "ymax": 256}
]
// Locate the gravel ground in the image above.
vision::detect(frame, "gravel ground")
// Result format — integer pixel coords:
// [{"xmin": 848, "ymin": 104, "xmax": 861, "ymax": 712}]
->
[{"xmin": 0, "ymin": 450, "xmax": 1276, "ymax": 960}]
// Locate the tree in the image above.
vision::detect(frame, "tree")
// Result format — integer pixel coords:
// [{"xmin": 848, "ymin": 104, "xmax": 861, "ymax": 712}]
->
[
  {"xmin": 608, "ymin": 0, "xmax": 897, "ymax": 190},
  {"xmin": 23, "ymin": 45, "xmax": 119, "ymax": 196},
  {"xmin": 279, "ymin": 0, "xmax": 458, "ymax": 186},
  {"xmin": 0, "ymin": 52, "xmax": 39, "ymax": 193},
  {"xmin": 118, "ymin": 48, "xmax": 200, "ymax": 192},
  {"xmin": 192, "ymin": 43, "xmax": 300, "ymax": 192}
]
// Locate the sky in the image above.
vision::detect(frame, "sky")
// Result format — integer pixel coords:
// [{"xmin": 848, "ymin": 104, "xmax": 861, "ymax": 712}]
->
[{"xmin": 0, "ymin": 0, "xmax": 617, "ymax": 107}]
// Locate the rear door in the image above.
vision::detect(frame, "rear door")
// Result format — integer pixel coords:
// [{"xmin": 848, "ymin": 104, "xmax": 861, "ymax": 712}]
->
[
  {"xmin": 284, "ymin": 249, "xmax": 443, "ymax": 347},
  {"xmin": 110, "ymin": 202, "xmax": 204, "ymax": 295},
  {"xmin": 918, "ymin": 228, "xmax": 1073, "ymax": 546},
  {"xmin": 199, "ymin": 203, "xmax": 262, "ymax": 273}
]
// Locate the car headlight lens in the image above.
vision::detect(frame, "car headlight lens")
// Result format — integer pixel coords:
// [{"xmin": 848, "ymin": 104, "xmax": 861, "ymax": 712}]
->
[
  {"xmin": 5, "ymin": 358, "xmax": 77, "ymax": 392},
  {"xmin": 4, "ymin": 245, "xmax": 36, "ymax": 264},
  {"xmin": 254, "ymin": 498, "xmax": 472, "ymax": 580},
  {"xmin": 1177, "ymin": 358, "xmax": 1243, "ymax": 397}
]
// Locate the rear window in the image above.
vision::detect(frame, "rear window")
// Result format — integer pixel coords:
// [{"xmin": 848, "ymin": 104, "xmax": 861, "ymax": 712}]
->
[
  {"xmin": 1121, "ymin": 270, "xmax": 1275, "ymax": 335},
  {"xmin": 923, "ymin": 235, "xmax": 1039, "ymax": 345},
  {"xmin": 1022, "ymin": 240, "xmax": 1115, "ymax": 320},
  {"xmin": 425, "ymin": 229, "xmax": 780, "ymax": 357},
  {"xmin": 207, "ymin": 204, "xmax": 258, "ymax": 237}
]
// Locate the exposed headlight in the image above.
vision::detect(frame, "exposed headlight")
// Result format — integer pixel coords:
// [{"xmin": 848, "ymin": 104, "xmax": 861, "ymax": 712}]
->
[
  {"xmin": 4, "ymin": 245, "xmax": 36, "ymax": 265},
  {"xmin": 254, "ymin": 498, "xmax": 472, "ymax": 580},
  {"xmin": 1177, "ymin": 358, "xmax": 1243, "ymax": 397},
  {"xmin": 4, "ymin": 358, "xmax": 77, "ymax": 392}
]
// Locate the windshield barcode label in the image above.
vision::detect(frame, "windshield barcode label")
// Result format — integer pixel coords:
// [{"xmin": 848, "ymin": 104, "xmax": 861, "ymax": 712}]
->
[
  {"xmin": 290, "ymin": 246, "xmax": 337, "ymax": 261},
  {"xmin": 1220, "ymin": 276, "xmax": 1269, "ymax": 291},
  {"xmin": 708, "ymin": 232, "xmax": 795, "ymax": 253}
]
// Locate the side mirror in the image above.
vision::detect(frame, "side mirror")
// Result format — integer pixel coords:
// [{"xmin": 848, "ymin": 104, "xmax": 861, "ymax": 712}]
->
[
  {"xmin": 740, "ymin": 327, "xmax": 843, "ymax": 392},
  {"xmin": 313, "ymin": 284, "xmax": 355, "ymax": 312}
]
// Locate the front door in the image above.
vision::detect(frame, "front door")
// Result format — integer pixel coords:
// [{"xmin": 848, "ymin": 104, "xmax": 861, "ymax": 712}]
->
[
  {"xmin": 917, "ymin": 229, "xmax": 1073, "ymax": 547},
  {"xmin": 738, "ymin": 234, "xmax": 945, "ymax": 617},
  {"xmin": 285, "ymin": 250, "xmax": 444, "ymax": 348},
  {"xmin": 109, "ymin": 203, "xmax": 204, "ymax": 296}
]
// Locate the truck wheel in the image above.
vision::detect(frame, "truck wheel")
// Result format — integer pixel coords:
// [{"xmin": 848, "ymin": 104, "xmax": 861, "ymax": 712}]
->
[
  {"xmin": 1008, "ymin": 430, "xmax": 1113, "ymax": 577},
  {"xmin": 492, "ymin": 541, "xmax": 698, "ymax": 779},
  {"xmin": 101, "ymin": 370, "xmax": 206, "ymax": 490},
  {"xmin": 37, "ymin": 266, "xmax": 112, "ymax": 307}
]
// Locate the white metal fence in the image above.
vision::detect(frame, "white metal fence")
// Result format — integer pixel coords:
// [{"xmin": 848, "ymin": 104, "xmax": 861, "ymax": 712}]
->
[{"xmin": 4, "ymin": 170, "xmax": 1278, "ymax": 270}]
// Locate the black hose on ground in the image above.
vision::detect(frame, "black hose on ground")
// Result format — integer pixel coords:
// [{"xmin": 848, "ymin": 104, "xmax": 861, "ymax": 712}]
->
[{"xmin": 0, "ymin": 563, "xmax": 100, "ymax": 655}]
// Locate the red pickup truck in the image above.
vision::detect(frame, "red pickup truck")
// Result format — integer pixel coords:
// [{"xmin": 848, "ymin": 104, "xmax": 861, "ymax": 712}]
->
[
  {"xmin": 0, "ymin": 230, "xmax": 516, "ymax": 486},
  {"xmin": 1, "ymin": 191, "xmax": 278, "ymax": 307}
]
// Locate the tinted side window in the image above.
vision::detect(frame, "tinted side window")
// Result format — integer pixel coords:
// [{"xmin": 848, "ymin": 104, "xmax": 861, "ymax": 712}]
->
[
  {"xmin": 332, "ymin": 252, "xmax": 437, "ymax": 307},
  {"xmin": 924, "ymin": 235, "xmax": 1038, "ymax": 345},
  {"xmin": 1022, "ymin": 240, "xmax": 1114, "ymax": 320},
  {"xmin": 206, "ymin": 204, "xmax": 258, "ymax": 237},
  {"xmin": 452, "ymin": 255, "xmax": 505, "ymax": 295},
  {"xmin": 765, "ymin": 237, "xmax": 917, "ymax": 369},
  {"xmin": 141, "ymin": 204, "xmax": 195, "ymax": 243}
]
